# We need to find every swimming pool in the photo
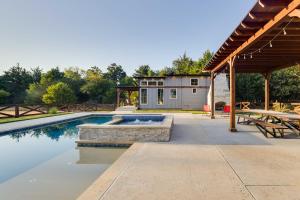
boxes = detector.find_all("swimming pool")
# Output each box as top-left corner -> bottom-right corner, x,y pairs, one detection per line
0,115 -> 126,200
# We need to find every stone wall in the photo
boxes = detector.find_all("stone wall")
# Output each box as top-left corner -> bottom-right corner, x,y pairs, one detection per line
77,115 -> 173,144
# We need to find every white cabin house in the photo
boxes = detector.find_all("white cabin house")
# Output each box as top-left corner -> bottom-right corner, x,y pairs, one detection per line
136,74 -> 229,110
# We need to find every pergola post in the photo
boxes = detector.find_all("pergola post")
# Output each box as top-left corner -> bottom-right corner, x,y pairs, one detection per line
264,72 -> 271,110
210,72 -> 215,119
228,56 -> 237,132
128,91 -> 132,105
116,88 -> 120,108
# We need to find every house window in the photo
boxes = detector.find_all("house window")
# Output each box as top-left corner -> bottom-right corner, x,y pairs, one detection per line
191,78 -> 199,86
141,81 -> 147,86
148,81 -> 157,86
157,89 -> 164,105
170,89 -> 177,99
158,81 -> 164,86
141,89 -> 148,104
192,88 -> 197,94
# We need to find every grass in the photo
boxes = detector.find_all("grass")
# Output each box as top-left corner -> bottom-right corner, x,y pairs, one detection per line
134,109 -> 208,114
0,112 -> 71,124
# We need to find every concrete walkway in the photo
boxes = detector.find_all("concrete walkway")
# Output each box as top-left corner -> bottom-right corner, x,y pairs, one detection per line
78,115 -> 300,200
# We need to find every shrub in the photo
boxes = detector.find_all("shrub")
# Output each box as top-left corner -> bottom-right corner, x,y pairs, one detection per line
48,107 -> 58,114
42,82 -> 76,106
0,89 -> 10,104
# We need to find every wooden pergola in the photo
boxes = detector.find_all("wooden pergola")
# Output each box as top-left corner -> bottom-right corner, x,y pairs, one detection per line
205,0 -> 300,131
116,86 -> 139,108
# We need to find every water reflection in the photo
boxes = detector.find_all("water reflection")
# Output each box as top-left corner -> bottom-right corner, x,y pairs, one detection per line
8,116 -> 112,142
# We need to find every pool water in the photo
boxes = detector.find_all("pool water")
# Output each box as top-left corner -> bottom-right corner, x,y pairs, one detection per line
114,115 -> 165,125
0,115 -> 126,200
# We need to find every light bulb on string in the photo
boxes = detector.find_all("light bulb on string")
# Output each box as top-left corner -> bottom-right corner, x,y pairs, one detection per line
244,54 -> 246,60
270,41 -> 273,48
250,54 -> 253,59
283,28 -> 287,35
259,49 -> 261,53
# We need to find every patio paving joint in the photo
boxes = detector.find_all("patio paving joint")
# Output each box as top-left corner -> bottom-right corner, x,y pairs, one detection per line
216,146 -> 257,200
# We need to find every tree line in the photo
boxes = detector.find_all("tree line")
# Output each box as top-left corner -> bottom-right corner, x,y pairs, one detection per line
0,50 -> 299,106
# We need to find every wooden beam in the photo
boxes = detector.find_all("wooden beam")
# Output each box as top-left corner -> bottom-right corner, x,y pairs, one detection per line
264,72 -> 271,110
210,72 -> 215,119
211,0 -> 300,73
228,56 -> 237,132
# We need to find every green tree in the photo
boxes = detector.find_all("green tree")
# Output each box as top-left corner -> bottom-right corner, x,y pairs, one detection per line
63,67 -> 86,102
1,63 -> 33,103
42,82 -> 76,105
85,66 -> 103,81
25,83 -> 45,104
104,63 -> 127,84
133,65 -> 156,77
172,53 -> 194,74
80,79 -> 115,103
0,89 -> 10,104
31,67 -> 42,83
40,67 -> 64,86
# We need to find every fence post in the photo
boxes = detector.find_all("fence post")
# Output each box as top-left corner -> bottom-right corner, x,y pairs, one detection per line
15,105 -> 19,118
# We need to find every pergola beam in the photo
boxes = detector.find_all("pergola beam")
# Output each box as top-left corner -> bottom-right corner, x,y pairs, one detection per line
211,0 -> 300,73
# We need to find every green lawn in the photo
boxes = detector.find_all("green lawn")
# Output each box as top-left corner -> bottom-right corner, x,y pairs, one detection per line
0,112 -> 71,124
134,109 -> 208,114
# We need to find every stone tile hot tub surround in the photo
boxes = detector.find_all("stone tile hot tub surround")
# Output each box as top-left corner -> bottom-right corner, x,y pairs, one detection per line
77,115 -> 173,145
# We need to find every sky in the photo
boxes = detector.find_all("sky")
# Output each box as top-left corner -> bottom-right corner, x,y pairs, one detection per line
0,0 -> 256,75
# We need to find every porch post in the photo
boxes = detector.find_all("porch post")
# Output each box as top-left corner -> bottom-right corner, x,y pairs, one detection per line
264,72 -> 271,110
229,56 -> 237,132
210,72 -> 215,119
116,88 -> 120,108
128,91 -> 132,105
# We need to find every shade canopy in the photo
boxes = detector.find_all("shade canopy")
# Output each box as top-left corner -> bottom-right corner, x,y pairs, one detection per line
205,0 -> 300,73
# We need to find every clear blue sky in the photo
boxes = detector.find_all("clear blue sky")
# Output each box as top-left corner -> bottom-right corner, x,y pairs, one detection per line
0,0 -> 255,75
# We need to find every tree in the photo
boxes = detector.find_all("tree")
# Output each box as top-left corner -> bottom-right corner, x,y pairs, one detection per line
271,65 -> 300,102
172,53 -> 194,74
85,66 -> 103,81
63,67 -> 87,102
25,83 -> 45,104
80,79 -> 115,103
133,65 -> 156,77
104,63 -> 127,84
42,82 -> 76,105
31,67 -> 42,83
197,50 -> 214,70
0,89 -> 10,104
1,63 -> 33,103
40,67 -> 64,86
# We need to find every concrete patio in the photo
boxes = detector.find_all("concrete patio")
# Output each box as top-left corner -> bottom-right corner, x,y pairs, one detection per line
78,114 -> 300,200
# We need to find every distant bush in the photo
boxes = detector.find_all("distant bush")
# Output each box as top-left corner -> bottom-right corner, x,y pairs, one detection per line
0,89 -> 10,104
48,107 -> 58,114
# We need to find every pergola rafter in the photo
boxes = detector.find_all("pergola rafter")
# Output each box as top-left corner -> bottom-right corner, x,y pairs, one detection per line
205,0 -> 300,131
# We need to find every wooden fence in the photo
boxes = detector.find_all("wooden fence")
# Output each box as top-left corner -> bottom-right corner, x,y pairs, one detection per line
0,104 -> 115,118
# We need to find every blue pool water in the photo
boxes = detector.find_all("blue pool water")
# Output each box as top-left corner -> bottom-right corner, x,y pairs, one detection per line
0,115 -> 126,200
115,115 -> 165,125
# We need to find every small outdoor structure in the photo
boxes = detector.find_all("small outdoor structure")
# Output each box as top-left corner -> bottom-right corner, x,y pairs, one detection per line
77,115 -> 173,145
205,0 -> 300,131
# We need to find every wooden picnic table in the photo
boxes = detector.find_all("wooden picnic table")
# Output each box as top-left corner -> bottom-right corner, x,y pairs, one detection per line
240,109 -> 300,135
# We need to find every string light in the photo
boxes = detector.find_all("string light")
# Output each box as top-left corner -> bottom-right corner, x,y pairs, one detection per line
283,28 -> 287,35
207,17 -> 294,63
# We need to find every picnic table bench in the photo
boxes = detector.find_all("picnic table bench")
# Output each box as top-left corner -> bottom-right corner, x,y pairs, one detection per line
238,114 -> 287,138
